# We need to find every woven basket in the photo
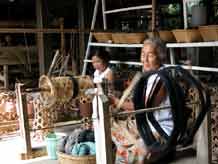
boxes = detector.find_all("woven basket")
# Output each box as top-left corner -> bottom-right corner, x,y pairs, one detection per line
147,31 -> 176,43
93,32 -> 112,43
58,152 -> 96,164
158,30 -> 176,43
172,29 -> 202,43
199,25 -> 218,41
39,76 -> 75,108
146,31 -> 159,38
112,33 -> 146,44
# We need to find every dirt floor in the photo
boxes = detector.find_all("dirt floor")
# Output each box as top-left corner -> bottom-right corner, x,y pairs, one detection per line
0,125 -> 77,164
0,136 -> 60,164
0,135 -> 197,164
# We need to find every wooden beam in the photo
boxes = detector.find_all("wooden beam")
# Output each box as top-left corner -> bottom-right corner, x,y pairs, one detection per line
183,0 -> 188,29
15,83 -> 32,160
0,28 -> 90,34
0,21 -> 36,28
151,0 -> 156,31
78,0 -> 85,73
36,0 -> 45,75
93,94 -> 113,164
59,18 -> 65,53
3,65 -> 8,89
207,112 -> 212,164
82,0 -> 100,75
59,17 -> 65,67
196,114 -> 210,164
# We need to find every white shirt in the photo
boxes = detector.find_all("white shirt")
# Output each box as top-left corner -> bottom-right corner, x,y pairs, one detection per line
93,67 -> 111,84
146,74 -> 174,136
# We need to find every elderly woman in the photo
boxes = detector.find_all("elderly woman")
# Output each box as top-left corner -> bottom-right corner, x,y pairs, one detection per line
110,38 -> 173,163
139,38 -> 173,137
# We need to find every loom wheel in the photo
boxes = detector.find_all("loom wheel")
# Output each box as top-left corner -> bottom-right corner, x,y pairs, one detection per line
39,75 -> 57,109
52,76 -> 74,103
77,75 -> 95,103
77,75 -> 94,94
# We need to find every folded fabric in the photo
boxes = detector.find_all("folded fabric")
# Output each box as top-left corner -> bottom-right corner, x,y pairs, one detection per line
71,141 -> 96,156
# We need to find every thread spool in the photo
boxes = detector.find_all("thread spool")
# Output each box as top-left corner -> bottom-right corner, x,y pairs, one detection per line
39,75 -> 94,109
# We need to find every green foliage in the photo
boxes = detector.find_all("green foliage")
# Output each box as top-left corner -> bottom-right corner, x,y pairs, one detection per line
168,4 -> 180,15
199,0 -> 207,6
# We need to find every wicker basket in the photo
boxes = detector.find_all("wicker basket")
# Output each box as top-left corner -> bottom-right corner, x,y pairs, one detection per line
172,29 -> 202,43
93,32 -> 112,43
112,33 -> 146,44
146,31 -> 159,38
146,31 -> 175,43
199,25 -> 218,41
158,30 -> 176,43
58,152 -> 96,164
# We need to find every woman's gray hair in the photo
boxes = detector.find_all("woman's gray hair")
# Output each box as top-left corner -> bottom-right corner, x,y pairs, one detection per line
143,37 -> 167,63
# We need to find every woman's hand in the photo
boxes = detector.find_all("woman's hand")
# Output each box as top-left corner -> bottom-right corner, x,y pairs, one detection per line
108,94 -> 119,106
108,94 -> 135,111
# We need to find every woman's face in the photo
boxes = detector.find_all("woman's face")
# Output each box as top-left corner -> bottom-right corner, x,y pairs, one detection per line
92,55 -> 106,72
141,43 -> 161,71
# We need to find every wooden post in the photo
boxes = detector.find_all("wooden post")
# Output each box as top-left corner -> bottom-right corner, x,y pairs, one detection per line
3,65 -> 8,89
92,94 -> 113,164
15,83 -> 32,159
82,0 -> 99,75
207,112 -> 212,164
196,113 -> 210,164
169,48 -> 176,65
183,0 -> 188,29
78,0 -> 85,73
101,0 -> 107,30
60,17 -> 65,54
59,17 -> 65,67
151,0 -> 156,31
36,0 -> 45,75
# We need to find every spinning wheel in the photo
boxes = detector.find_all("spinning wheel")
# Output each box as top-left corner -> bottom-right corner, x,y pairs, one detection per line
77,75 -> 95,104
39,75 -> 95,108
39,75 -> 57,109
133,66 -> 210,163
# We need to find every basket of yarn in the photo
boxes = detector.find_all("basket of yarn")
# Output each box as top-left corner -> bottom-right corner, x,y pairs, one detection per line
57,128 -> 96,164
58,152 -> 96,164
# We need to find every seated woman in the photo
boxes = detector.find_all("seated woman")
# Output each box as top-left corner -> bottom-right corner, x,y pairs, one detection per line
91,48 -> 114,94
109,37 -> 173,163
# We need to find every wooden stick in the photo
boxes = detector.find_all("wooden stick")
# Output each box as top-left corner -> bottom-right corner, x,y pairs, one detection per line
47,50 -> 60,77
25,88 -> 50,93
15,83 -> 32,159
114,105 -> 171,117
59,53 -> 70,76
116,72 -> 142,109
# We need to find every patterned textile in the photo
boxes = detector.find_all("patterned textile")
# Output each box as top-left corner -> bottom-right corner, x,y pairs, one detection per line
111,117 -> 148,164
209,86 -> 218,163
